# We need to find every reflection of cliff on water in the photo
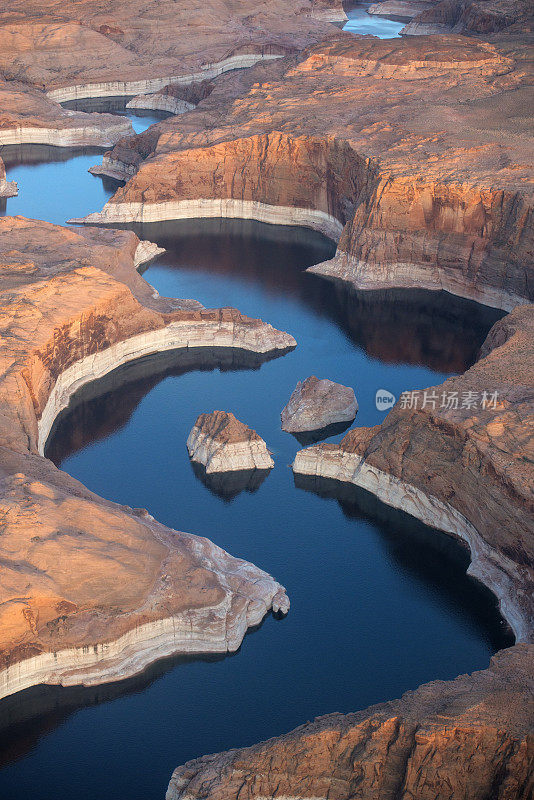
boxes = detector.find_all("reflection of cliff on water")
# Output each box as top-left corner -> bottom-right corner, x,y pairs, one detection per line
190,461 -> 272,501
0,618 -> 270,769
0,145 -> 105,168
128,219 -> 504,374
61,96 -> 172,121
294,473 -> 514,653
45,346 -> 289,464
327,283 -> 504,373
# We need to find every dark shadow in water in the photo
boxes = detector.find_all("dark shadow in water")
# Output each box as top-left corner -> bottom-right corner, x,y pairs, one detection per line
324,282 -> 505,372
0,145 -> 106,167
289,418 -> 357,446
61,96 -> 172,121
45,346 -> 292,464
294,473 -> 515,652
0,617 -> 274,768
127,219 -> 504,374
190,461 -> 272,501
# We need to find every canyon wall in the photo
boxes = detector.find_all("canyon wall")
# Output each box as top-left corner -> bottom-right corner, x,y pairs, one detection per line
78,132 -> 371,240
312,177 -> 534,310
294,303 -> 534,642
82,35 -> 533,310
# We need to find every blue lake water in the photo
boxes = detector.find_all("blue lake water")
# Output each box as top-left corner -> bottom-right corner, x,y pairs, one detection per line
0,100 -> 512,799
343,4 -> 405,37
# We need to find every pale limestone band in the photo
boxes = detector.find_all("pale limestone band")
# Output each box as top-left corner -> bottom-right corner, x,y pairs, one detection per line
45,54 -> 283,103
72,198 -> 345,241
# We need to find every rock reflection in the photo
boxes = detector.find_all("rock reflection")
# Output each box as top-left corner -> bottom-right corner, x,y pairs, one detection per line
190,462 -> 272,501
0,618 -> 269,769
129,219 -> 504,374
0,144 -> 105,168
294,473 -> 515,652
61,96 -> 172,120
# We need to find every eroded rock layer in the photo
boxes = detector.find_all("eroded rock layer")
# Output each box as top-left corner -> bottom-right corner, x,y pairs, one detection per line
80,32 -> 533,310
167,643 -> 534,800
0,216 -> 293,699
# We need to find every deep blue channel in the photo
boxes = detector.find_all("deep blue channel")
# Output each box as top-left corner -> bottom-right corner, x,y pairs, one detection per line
0,93 -> 512,800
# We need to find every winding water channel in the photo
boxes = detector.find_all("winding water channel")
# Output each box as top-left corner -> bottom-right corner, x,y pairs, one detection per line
0,24 -> 514,800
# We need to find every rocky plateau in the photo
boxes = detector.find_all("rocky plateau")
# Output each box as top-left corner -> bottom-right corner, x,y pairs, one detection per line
0,217 -> 292,700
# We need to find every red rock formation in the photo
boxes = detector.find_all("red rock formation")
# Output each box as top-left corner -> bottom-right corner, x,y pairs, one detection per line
294,303 -> 534,642
82,34 -> 533,309
187,411 -> 274,472
401,0 -> 534,35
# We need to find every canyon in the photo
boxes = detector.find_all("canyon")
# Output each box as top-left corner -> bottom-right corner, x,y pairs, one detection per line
0,0 -> 532,797
0,217 -> 291,700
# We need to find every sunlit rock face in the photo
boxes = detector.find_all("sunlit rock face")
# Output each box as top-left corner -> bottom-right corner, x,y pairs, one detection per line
83,33 -> 533,312
0,217 -> 293,700
187,411 -> 275,473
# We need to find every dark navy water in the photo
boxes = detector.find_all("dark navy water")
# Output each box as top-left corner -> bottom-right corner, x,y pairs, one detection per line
343,3 -> 405,36
0,87 -> 512,800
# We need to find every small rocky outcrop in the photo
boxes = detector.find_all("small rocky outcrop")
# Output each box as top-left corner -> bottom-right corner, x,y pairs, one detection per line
187,411 -> 274,474
281,376 -> 358,437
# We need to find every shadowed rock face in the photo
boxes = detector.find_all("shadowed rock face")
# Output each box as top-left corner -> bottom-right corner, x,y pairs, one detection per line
187,411 -> 275,473
0,217 -> 293,699
281,375 -> 358,434
167,643 -> 534,800
401,0 -> 534,35
0,156 -> 17,198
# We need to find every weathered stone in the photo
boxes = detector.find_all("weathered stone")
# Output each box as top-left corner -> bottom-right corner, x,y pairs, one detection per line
187,411 -> 274,473
281,375 -> 358,435
294,304 -> 534,644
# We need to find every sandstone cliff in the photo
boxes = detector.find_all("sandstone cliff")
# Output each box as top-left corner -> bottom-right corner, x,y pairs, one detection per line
81,34 -> 533,310
187,411 -> 274,473
294,303 -> 534,643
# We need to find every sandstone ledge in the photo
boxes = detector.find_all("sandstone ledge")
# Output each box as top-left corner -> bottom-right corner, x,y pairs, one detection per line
82,33 -> 533,311
0,216 -> 293,699
167,643 -> 534,800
